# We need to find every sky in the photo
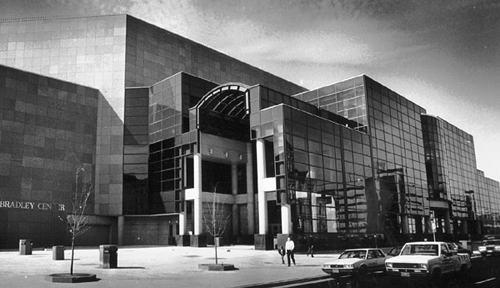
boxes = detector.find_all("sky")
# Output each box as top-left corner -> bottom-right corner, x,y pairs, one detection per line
2,0 -> 499,181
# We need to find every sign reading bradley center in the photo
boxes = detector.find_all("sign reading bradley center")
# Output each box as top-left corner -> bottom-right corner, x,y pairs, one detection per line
0,200 -> 65,211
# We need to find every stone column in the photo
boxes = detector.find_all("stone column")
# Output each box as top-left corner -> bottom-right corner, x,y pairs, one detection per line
256,139 -> 268,235
179,210 -> 186,235
193,153 -> 202,235
232,163 -> 239,236
462,220 -> 468,235
401,214 -> 409,234
444,210 -> 451,234
281,204 -> 291,235
311,193 -> 318,233
246,143 -> 255,234
425,216 -> 433,234
117,215 -> 124,246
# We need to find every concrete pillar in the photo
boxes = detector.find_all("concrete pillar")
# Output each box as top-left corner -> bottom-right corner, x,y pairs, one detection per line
117,215 -> 124,246
476,220 -> 482,235
462,220 -> 468,235
281,204 -> 292,234
193,153 -> 202,235
246,143 -> 255,234
232,163 -> 239,236
179,211 -> 186,235
425,216 -> 433,234
173,219 -> 178,236
444,210 -> 451,234
311,193 -> 318,233
256,139 -> 268,235
401,214 -> 409,234
416,215 -> 423,235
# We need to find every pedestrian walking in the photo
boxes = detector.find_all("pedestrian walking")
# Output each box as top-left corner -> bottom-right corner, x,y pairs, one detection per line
285,236 -> 296,266
306,234 -> 314,257
278,245 -> 285,264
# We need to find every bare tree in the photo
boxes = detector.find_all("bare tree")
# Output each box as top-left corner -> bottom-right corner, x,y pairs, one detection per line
203,184 -> 231,264
66,167 -> 92,275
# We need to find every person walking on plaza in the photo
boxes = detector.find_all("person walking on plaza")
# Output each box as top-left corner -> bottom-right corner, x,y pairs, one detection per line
285,236 -> 296,266
306,234 -> 314,257
278,245 -> 286,264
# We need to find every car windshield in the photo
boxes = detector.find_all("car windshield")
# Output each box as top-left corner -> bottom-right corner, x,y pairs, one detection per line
401,244 -> 438,256
339,250 -> 367,259
484,240 -> 500,245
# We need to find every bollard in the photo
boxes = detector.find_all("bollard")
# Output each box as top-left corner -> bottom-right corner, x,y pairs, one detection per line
99,244 -> 118,268
19,239 -> 32,255
52,246 -> 65,260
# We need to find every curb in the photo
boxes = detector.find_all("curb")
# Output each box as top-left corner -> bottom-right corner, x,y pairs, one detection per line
233,275 -> 331,288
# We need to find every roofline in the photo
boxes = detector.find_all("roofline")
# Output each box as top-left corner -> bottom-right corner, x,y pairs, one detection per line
0,14 -> 125,23
307,74 -> 366,92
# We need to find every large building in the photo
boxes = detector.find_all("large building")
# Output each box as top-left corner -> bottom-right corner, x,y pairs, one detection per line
0,14 -> 498,249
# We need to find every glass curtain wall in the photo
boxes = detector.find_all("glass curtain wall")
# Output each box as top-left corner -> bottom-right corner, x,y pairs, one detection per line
364,77 -> 429,243
123,87 -> 149,214
440,120 -> 478,235
251,84 -> 375,238
146,73 -> 216,214
281,104 -> 373,236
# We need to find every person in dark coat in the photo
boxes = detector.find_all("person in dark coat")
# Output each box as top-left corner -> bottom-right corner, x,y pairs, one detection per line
278,245 -> 286,264
306,234 -> 314,257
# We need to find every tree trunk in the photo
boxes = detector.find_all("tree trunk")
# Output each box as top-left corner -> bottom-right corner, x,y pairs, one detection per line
70,235 -> 75,275
215,236 -> 218,264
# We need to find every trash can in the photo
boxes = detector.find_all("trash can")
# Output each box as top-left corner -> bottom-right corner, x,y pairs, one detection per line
99,244 -> 118,269
19,239 -> 32,255
53,246 -> 65,260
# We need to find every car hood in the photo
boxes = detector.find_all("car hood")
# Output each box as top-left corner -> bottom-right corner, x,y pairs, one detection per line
386,255 -> 437,263
324,258 -> 362,265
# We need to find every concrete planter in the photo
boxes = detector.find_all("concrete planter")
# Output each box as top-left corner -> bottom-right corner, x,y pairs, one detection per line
198,264 -> 236,271
45,273 -> 97,283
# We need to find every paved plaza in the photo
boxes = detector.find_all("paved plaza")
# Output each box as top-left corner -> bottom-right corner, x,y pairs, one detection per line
0,245 -> 338,288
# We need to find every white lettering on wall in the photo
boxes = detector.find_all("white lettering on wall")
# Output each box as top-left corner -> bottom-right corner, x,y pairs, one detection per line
0,200 -> 64,211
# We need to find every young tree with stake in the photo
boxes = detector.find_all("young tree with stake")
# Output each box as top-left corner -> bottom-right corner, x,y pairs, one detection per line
203,184 -> 231,264
66,167 -> 92,275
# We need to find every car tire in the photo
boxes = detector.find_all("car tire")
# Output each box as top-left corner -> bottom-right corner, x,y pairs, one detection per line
359,265 -> 368,275
430,268 -> 441,285
457,264 -> 470,279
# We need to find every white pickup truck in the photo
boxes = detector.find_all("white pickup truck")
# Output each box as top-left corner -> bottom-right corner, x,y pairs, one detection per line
385,241 -> 471,281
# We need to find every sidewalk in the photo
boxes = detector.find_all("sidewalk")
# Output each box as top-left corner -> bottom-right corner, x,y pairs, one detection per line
0,246 -> 339,288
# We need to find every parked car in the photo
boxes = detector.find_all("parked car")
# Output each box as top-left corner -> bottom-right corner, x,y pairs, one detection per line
447,242 -> 472,256
322,248 -> 389,277
385,241 -> 471,281
387,246 -> 403,257
478,239 -> 500,257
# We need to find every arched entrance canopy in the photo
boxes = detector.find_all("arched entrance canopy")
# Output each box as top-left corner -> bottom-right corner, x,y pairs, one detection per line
195,83 -> 249,120
194,83 -> 250,141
